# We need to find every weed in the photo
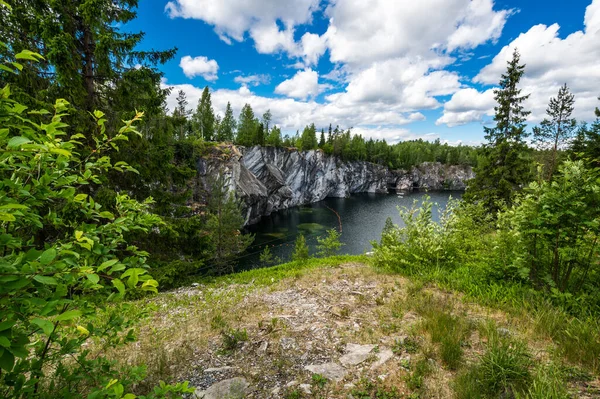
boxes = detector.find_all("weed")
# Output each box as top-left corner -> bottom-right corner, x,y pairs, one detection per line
311,373 -> 328,388
221,328 -> 248,352
393,336 -> 421,355
455,333 -> 531,398
285,389 -> 303,399
406,357 -> 432,392
351,378 -> 402,399
421,311 -> 472,370
515,363 -> 570,399
211,313 -> 228,330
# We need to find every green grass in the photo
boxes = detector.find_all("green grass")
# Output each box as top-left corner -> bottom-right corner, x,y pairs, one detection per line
454,329 -> 532,399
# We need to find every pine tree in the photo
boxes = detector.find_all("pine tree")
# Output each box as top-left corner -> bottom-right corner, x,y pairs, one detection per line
262,109 -> 272,136
266,125 -> 282,146
464,49 -> 532,212
319,128 -> 326,148
217,102 -> 236,142
172,90 -> 191,140
206,172 -> 253,274
1,0 -> 175,133
300,123 -> 318,150
292,234 -> 310,262
533,84 -> 577,180
193,86 -> 215,140
254,123 -> 265,146
236,103 -> 257,146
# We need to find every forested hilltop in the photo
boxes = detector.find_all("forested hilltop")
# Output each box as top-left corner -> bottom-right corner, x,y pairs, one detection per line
1,1 -> 600,398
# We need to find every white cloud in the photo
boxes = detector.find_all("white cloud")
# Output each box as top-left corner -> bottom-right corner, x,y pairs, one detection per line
323,0 -> 510,66
233,74 -> 271,87
179,55 -> 219,81
275,69 -> 329,100
162,79 -> 424,138
328,57 -> 462,111
165,0 -> 319,62
436,88 -> 496,127
473,0 -> 600,122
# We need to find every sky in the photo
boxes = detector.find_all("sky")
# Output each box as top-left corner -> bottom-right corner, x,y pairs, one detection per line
126,0 -> 600,144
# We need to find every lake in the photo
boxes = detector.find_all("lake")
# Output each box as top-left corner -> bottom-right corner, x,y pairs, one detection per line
241,191 -> 462,268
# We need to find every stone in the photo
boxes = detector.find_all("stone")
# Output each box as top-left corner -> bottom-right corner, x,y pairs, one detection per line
194,377 -> 248,399
339,343 -> 376,367
285,380 -> 299,388
370,348 -> 394,370
299,384 -> 312,394
304,363 -> 347,382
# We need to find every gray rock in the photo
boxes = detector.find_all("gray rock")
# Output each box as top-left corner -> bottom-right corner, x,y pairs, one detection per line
299,384 -> 312,394
194,377 -> 248,399
370,348 -> 394,370
339,344 -> 376,366
304,362 -> 347,382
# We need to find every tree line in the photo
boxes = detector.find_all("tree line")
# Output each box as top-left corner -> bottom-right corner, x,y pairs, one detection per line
173,86 -> 479,169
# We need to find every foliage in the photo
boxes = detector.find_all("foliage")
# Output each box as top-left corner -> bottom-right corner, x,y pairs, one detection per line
220,328 -> 248,353
205,171 -> 253,274
192,86 -> 215,140
465,49 -> 532,212
532,84 -> 577,180
570,97 -> 600,168
316,228 -> 344,257
217,102 -> 236,142
259,246 -> 279,266
504,160 -> 600,292
292,234 -> 310,262
0,73 -> 192,397
236,103 -> 257,146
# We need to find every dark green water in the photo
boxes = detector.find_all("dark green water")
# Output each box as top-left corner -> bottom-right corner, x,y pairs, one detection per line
241,191 -> 461,268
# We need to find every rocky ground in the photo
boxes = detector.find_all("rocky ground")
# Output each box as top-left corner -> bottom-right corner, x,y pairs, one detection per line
119,262 -> 600,398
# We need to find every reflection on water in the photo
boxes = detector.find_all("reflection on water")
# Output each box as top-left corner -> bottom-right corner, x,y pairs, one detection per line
241,191 -> 462,269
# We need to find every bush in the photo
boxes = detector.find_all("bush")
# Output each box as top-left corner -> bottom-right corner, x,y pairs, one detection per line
316,228 -> 344,257
0,55 -> 192,398
292,234 -> 310,262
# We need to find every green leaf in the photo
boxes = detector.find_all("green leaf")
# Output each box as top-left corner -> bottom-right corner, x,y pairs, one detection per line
74,194 -> 88,202
55,310 -> 82,321
0,213 -> 16,222
98,259 -> 118,272
75,231 -> 84,240
0,321 -> 15,332
0,336 -> 10,348
7,136 -> 32,149
15,49 -> 43,61
112,279 -> 125,295
40,248 -> 57,265
0,204 -> 29,210
31,318 -> 55,336
98,211 -> 114,219
85,273 -> 99,284
50,148 -> 71,157
34,275 -> 58,285
0,349 -> 14,371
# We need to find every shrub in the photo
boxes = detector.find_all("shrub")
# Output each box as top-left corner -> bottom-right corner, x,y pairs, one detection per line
0,53 -> 192,398
292,234 -> 310,262
316,228 -> 344,257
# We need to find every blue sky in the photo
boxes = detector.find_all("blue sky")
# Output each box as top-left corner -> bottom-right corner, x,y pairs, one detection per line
127,0 -> 600,144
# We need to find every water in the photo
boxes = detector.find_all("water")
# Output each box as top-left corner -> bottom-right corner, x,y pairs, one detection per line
241,191 -> 461,269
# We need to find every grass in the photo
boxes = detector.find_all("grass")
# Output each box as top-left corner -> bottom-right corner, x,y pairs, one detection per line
100,255 -> 599,398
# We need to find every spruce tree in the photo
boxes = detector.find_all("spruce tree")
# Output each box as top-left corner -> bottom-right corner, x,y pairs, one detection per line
464,49 -> 532,212
0,0 -> 175,133
206,172 -> 253,274
266,125 -> 282,146
533,84 -> 577,180
218,102 -> 236,142
236,103 -> 257,146
172,90 -> 191,140
193,86 -> 215,140
254,123 -> 266,146
319,128 -> 326,148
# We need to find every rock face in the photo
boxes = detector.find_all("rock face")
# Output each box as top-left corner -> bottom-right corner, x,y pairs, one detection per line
390,162 -> 475,191
196,146 -> 474,225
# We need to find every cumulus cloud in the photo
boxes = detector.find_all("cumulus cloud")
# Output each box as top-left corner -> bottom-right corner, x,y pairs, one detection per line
165,0 -> 320,63
436,88 -> 496,127
323,0 -> 510,66
275,69 -> 329,100
233,74 -> 271,87
472,0 -> 600,122
179,55 -> 219,81
162,79 -> 425,141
